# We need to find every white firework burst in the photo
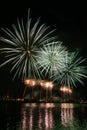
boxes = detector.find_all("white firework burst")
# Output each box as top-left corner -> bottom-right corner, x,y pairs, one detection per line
0,9 -> 56,80
52,51 -> 87,87
37,41 -> 68,79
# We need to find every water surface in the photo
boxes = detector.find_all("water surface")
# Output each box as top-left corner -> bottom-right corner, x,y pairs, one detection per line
0,103 -> 87,130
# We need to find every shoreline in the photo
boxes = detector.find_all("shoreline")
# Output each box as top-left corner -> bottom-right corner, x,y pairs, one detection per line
0,98 -> 87,104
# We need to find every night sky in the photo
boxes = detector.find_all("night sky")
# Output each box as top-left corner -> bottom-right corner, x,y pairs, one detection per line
0,5 -> 87,98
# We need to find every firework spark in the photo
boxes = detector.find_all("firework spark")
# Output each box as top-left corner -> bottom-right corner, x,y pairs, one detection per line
0,9 -> 56,80
37,41 -> 68,79
52,51 -> 87,87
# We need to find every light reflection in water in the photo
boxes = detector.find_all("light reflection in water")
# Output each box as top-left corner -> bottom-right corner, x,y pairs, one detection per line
21,103 -> 73,129
43,108 -> 53,130
38,103 -> 54,130
1,103 -> 87,129
21,103 -> 35,130
21,103 -> 54,130
61,103 -> 73,127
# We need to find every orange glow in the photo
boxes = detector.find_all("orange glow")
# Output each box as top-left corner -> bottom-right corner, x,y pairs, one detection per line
24,79 -> 30,86
60,86 -> 72,93
39,80 -> 46,87
24,79 -> 36,87
30,79 -> 36,86
45,82 -> 50,88
60,87 -> 63,91
49,82 -> 53,89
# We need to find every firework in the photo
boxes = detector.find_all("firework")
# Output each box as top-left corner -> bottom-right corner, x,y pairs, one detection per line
37,41 -> 68,79
52,51 -> 87,87
0,9 -> 87,89
0,9 -> 56,80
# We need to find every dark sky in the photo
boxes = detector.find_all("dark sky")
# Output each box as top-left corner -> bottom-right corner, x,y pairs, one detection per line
0,5 -> 87,97
0,5 -> 87,49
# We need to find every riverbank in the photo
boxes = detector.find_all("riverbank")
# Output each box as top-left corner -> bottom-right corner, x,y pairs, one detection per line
0,98 -> 87,104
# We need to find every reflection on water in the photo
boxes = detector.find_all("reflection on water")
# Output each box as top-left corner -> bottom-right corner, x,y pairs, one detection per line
39,104 -> 53,130
21,103 -> 54,130
0,103 -> 87,129
21,103 -> 35,130
61,103 -> 73,127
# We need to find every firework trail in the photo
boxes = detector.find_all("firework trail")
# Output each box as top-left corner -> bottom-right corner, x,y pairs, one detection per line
0,9 -> 56,80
